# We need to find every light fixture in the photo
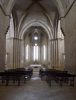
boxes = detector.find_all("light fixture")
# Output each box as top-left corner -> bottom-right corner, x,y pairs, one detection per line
35,43 -> 37,46
34,36 -> 38,40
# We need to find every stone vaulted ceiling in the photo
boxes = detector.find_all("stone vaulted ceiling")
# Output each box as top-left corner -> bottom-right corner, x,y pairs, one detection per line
11,0 -> 59,39
1,0 -> 67,39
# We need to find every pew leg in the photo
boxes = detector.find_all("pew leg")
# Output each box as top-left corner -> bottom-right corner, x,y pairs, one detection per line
24,77 -> 26,84
65,77 -> 69,84
59,78 -> 63,87
13,79 -> 15,84
2,79 -> 5,84
49,80 -> 51,87
18,78 -> 20,86
47,78 -> 51,87
6,79 -> 9,86
70,77 -> 74,87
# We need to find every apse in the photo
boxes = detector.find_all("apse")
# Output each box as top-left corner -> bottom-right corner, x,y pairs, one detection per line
21,26 -> 49,67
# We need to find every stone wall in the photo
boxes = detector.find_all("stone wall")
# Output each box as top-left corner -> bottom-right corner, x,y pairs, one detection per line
61,1 -> 76,73
0,8 -> 9,71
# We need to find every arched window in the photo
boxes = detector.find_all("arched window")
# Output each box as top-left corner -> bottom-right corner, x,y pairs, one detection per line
33,44 -> 39,61
43,45 -> 46,61
26,45 -> 29,60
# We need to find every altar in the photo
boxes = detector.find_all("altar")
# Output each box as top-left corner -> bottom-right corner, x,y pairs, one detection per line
30,64 -> 42,72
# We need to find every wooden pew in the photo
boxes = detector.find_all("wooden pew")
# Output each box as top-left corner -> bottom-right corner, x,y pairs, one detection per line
46,69 -> 76,87
39,68 -> 48,80
39,69 -> 76,87
0,68 -> 33,86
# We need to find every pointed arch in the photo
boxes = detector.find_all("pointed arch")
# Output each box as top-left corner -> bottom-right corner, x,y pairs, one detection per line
19,20 -> 53,40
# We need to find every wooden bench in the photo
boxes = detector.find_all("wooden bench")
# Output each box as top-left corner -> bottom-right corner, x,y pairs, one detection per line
39,69 -> 76,87
46,69 -> 76,87
0,68 -> 33,86
39,68 -> 48,78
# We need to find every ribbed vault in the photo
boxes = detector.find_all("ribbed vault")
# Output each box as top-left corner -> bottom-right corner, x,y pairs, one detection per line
12,0 -> 59,40
0,0 -> 65,16
0,0 -> 68,38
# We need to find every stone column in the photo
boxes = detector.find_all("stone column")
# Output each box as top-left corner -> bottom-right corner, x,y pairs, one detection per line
8,38 -> 21,69
13,38 -> 21,68
50,39 -> 59,69
6,38 -> 13,69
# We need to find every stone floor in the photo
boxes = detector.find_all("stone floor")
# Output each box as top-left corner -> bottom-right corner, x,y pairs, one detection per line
0,73 -> 76,100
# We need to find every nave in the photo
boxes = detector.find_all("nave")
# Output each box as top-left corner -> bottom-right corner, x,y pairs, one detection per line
0,72 -> 76,100
0,0 -> 76,100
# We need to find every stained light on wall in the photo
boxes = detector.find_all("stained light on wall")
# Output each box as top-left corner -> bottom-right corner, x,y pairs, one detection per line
33,44 -> 38,61
43,45 -> 46,61
26,45 -> 29,60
